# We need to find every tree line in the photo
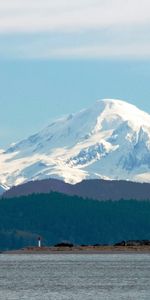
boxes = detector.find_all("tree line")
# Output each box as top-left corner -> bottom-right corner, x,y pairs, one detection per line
0,192 -> 150,250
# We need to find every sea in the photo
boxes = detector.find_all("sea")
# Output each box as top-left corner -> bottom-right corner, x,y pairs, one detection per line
0,253 -> 150,300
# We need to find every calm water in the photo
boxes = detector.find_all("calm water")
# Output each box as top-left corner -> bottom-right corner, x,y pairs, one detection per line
0,253 -> 150,300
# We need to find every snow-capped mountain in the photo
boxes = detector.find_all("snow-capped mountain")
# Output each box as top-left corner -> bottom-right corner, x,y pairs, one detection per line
1,99 -> 150,188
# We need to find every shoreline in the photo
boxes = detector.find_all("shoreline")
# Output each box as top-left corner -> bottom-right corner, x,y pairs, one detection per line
2,245 -> 150,255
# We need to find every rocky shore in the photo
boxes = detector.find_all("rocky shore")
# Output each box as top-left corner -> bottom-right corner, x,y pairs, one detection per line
2,240 -> 150,254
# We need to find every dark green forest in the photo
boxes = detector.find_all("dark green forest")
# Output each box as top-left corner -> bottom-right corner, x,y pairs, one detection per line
0,192 -> 150,250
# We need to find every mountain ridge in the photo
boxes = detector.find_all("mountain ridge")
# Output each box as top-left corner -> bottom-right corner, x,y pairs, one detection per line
3,178 -> 150,201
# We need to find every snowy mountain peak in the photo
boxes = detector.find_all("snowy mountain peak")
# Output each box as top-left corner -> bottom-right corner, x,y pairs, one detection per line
1,99 -> 150,187
94,99 -> 150,130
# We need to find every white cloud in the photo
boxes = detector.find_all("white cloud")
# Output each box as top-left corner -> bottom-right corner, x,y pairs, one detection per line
0,0 -> 150,33
0,0 -> 150,58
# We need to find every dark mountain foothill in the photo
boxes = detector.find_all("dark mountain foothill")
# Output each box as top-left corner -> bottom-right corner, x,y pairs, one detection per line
3,178 -> 150,201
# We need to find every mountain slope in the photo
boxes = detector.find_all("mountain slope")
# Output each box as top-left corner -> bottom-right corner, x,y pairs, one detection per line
0,185 -> 7,195
0,185 -> 4,195
1,99 -> 150,187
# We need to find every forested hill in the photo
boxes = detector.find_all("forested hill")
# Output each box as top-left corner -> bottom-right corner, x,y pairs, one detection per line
0,192 -> 150,250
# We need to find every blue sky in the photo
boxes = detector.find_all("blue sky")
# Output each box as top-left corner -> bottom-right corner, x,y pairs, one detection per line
0,0 -> 150,147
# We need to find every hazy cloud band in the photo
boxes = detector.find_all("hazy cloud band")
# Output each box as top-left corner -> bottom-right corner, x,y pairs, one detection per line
0,0 -> 150,58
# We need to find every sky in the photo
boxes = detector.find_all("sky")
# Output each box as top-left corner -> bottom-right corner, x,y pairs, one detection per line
0,0 -> 150,147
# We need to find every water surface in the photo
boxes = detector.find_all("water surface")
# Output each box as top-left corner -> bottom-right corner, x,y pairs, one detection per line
0,253 -> 150,299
